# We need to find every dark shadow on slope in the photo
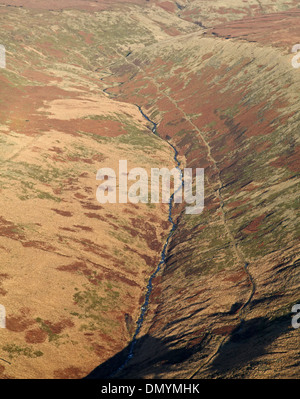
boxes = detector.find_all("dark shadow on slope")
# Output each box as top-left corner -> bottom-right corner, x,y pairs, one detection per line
84,339 -> 132,379
208,314 -> 293,376
84,333 -> 209,379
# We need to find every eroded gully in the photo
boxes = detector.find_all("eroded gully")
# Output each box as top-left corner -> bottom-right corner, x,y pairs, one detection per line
108,105 -> 183,377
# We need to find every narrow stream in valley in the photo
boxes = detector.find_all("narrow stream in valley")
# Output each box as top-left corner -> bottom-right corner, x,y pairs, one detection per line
109,106 -> 183,377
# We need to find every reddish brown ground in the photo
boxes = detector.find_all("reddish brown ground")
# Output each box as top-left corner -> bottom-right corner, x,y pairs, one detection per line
0,0 -> 150,11
210,9 -> 300,50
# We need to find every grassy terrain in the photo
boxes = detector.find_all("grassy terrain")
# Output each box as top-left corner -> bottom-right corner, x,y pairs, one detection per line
0,0 -> 299,379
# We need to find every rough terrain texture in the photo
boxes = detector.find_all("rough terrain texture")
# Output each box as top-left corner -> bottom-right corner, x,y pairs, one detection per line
0,1 -> 299,379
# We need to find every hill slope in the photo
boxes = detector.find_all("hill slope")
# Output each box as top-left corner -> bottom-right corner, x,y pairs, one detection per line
0,0 -> 299,379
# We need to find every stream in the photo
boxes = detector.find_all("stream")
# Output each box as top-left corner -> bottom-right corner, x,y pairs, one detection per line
109,106 -> 183,377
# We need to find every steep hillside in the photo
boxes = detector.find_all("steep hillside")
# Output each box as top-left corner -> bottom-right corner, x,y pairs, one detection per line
88,11 -> 300,379
0,1 -> 299,379
156,0 -> 299,27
